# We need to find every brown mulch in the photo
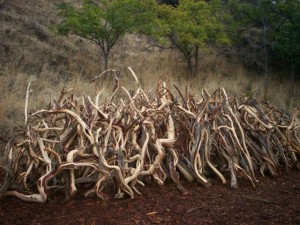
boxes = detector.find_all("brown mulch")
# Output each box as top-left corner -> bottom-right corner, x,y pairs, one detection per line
0,170 -> 299,225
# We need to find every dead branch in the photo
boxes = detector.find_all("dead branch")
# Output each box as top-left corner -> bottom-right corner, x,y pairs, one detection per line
0,68 -> 299,203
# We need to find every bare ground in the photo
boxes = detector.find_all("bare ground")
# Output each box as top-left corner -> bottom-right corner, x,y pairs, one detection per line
0,170 -> 299,225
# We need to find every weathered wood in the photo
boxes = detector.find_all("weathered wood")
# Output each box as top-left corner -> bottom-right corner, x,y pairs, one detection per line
1,70 -> 299,203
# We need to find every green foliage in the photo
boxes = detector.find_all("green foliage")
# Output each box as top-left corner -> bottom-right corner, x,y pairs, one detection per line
155,0 -> 232,76
271,0 -> 300,75
229,0 -> 300,78
52,0 -> 299,78
54,0 -> 158,70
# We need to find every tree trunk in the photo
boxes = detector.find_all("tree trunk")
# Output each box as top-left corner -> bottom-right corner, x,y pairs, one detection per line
256,20 -> 269,98
193,46 -> 199,77
104,53 -> 109,71
187,57 -> 193,78
103,50 -> 110,80
184,56 -> 193,92
289,58 -> 295,109
262,21 -> 268,97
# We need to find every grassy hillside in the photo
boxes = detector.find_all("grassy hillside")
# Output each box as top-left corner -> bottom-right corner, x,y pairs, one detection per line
0,0 -> 299,143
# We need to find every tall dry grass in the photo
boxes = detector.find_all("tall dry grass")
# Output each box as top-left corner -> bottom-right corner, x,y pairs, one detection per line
1,50 -> 298,133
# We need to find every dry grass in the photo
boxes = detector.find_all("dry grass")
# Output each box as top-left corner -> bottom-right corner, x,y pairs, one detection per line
1,50 -> 299,139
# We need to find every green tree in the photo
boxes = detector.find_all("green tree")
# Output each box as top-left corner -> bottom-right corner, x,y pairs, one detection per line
54,0 -> 157,72
271,0 -> 300,79
229,0 -> 278,95
156,0 -> 231,76
229,0 -> 300,97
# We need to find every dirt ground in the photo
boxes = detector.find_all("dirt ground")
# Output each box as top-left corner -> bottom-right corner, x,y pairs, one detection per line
0,170 -> 299,225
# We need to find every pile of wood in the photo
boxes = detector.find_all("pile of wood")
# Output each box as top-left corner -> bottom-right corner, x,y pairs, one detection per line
0,68 -> 299,203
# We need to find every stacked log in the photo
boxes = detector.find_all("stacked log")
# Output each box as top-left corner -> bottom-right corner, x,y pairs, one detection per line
0,68 -> 299,203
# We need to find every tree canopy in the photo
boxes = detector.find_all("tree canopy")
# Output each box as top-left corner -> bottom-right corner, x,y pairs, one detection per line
155,0 -> 231,76
55,0 -> 157,71
229,0 -> 300,79
53,0 -> 300,79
